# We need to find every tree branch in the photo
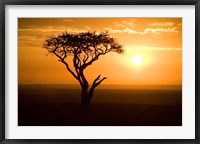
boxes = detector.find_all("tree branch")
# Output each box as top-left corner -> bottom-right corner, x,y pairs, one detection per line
53,51 -> 80,82
89,75 -> 107,100
79,70 -> 89,88
73,50 -> 80,76
95,77 -> 107,87
82,45 -> 110,69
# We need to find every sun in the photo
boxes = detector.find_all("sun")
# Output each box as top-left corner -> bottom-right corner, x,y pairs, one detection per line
131,55 -> 143,66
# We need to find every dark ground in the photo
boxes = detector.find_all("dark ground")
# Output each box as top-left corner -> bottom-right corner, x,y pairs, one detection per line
18,85 -> 182,126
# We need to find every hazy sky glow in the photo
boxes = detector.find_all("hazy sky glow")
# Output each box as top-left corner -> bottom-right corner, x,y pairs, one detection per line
18,18 -> 182,85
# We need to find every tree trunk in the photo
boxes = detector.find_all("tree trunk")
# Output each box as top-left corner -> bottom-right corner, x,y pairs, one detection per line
80,88 -> 91,118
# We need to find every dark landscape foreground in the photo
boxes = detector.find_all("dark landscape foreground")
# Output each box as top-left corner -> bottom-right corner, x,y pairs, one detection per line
18,85 -> 182,126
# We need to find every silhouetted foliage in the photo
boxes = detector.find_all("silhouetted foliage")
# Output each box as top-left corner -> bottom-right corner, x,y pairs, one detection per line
43,31 -> 124,117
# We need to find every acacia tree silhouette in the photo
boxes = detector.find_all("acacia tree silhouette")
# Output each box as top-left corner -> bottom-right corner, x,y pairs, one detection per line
43,31 -> 124,117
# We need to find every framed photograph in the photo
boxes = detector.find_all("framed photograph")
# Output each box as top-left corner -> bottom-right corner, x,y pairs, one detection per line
0,0 -> 199,143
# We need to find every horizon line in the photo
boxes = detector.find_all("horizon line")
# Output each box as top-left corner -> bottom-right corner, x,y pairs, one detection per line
18,83 -> 182,85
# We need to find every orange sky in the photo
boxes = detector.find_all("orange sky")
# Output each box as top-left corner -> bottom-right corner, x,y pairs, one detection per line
18,18 -> 182,85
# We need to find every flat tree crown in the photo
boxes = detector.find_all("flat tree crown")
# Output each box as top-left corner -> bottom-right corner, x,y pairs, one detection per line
43,31 -> 124,69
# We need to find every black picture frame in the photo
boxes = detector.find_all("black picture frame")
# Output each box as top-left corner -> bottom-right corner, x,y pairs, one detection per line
0,0 -> 199,143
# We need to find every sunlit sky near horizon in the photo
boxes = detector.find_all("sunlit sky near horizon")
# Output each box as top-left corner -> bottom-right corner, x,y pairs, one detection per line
18,18 -> 182,85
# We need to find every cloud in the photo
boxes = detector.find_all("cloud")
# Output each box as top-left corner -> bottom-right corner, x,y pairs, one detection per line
115,20 -> 136,28
18,26 -> 94,49
18,35 -> 44,48
148,22 -> 174,26
85,26 -> 91,30
105,27 -> 141,34
18,35 -> 39,41
63,19 -> 73,22
126,45 -> 182,51
141,47 -> 182,51
178,23 -> 182,26
143,27 -> 179,34
18,26 -> 89,33
105,27 -> 179,35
